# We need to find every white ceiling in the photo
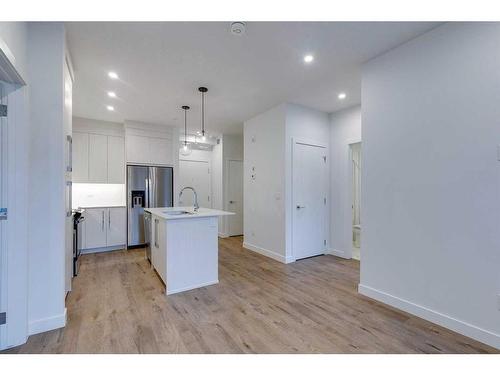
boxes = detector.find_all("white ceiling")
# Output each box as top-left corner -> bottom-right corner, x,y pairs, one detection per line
66,22 -> 440,134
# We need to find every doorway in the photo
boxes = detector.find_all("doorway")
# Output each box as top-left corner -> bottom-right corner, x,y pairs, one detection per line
292,140 -> 328,260
179,159 -> 211,208
350,142 -> 361,260
226,159 -> 243,236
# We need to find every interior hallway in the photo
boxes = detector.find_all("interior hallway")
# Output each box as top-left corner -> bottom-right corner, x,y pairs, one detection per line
4,237 -> 497,354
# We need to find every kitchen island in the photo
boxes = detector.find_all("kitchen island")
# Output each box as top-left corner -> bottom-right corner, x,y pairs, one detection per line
145,207 -> 234,295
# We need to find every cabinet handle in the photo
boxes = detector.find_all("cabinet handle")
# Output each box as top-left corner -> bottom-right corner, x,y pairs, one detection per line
102,210 -> 105,231
154,219 -> 159,248
108,210 -> 111,229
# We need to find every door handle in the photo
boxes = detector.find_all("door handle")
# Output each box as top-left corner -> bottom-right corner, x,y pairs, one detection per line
296,205 -> 306,209
102,210 -> 105,231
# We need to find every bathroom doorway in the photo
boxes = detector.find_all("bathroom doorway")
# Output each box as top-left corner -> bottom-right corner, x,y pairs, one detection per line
350,142 -> 361,260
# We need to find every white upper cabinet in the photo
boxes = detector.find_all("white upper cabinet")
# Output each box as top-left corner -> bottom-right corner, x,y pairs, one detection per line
107,136 -> 125,183
72,132 -> 89,183
126,134 -> 149,164
72,128 -> 125,184
125,121 -> 176,166
88,134 -> 108,183
149,137 -> 172,166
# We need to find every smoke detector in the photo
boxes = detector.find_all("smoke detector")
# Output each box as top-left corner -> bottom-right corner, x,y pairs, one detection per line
230,22 -> 246,36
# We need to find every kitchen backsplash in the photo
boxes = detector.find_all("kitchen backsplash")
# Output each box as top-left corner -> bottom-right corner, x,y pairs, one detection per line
73,183 -> 126,208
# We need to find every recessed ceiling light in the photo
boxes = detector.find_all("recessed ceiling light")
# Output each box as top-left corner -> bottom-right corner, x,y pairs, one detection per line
108,71 -> 118,79
107,91 -> 116,98
338,92 -> 347,100
106,105 -> 114,111
304,55 -> 314,63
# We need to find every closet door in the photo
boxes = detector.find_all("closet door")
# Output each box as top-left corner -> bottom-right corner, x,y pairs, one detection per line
88,134 -> 108,183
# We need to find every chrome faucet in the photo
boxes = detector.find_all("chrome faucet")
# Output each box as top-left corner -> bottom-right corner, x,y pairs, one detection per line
179,186 -> 199,212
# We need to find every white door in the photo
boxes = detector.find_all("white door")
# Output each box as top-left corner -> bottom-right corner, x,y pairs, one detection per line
179,159 -> 211,208
292,142 -> 328,260
107,136 -> 125,183
107,207 -> 126,247
227,160 -> 243,236
88,134 -> 108,183
84,208 -> 107,249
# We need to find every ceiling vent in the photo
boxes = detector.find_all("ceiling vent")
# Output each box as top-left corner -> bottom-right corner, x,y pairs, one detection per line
230,22 -> 246,36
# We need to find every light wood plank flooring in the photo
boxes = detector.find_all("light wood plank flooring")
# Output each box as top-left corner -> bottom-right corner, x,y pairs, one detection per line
3,236 -> 497,353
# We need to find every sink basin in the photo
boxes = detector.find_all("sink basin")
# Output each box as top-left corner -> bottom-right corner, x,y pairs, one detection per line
163,210 -> 193,215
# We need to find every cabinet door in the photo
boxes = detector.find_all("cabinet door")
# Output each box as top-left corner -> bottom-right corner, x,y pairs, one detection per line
107,136 -> 125,183
107,207 -> 126,247
88,134 -> 108,183
150,137 -> 172,165
72,132 -> 89,183
126,135 -> 149,164
84,208 -> 107,249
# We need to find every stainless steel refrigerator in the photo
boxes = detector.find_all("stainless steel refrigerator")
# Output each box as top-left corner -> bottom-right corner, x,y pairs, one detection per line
127,165 -> 173,249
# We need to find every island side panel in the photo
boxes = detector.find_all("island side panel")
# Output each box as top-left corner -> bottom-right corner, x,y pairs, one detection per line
165,216 -> 219,295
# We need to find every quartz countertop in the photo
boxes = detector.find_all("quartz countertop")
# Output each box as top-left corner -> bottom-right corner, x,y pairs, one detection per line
145,207 -> 234,220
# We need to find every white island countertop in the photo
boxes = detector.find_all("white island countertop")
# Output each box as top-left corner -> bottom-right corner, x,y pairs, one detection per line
145,206 -> 234,220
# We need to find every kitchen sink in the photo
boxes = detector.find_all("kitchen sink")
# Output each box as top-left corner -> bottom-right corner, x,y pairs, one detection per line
163,210 -> 194,215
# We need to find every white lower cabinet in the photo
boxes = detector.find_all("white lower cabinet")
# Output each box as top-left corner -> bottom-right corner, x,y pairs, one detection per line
151,217 -> 166,283
83,207 -> 126,251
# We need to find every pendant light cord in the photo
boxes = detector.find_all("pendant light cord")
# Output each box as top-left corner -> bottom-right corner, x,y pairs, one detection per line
201,91 -> 205,136
184,108 -> 187,145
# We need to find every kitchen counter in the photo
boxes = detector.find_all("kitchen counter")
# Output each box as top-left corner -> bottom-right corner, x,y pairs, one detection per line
145,206 -> 233,220
147,206 -> 233,295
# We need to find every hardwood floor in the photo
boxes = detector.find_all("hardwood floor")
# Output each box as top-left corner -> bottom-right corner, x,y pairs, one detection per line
3,236 -> 497,353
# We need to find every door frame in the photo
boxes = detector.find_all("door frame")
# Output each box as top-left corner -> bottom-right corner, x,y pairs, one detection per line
290,138 -> 328,262
224,158 -> 243,236
0,80 -> 29,348
347,140 -> 362,260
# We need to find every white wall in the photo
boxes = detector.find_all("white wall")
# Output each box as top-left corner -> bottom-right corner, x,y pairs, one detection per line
244,103 -> 329,262
0,22 -> 30,349
284,103 -> 330,260
27,22 -> 67,335
360,23 -> 500,349
329,106 -> 361,258
244,104 -> 286,261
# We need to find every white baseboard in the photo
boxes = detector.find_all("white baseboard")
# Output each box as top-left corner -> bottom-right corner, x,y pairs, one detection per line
166,280 -> 219,295
243,242 -> 293,264
82,245 -> 124,254
218,232 -> 229,238
358,284 -> 500,350
326,248 -> 350,259
28,308 -> 67,336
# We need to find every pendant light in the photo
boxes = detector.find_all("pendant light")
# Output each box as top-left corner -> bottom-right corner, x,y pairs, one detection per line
180,105 -> 192,156
198,87 -> 208,142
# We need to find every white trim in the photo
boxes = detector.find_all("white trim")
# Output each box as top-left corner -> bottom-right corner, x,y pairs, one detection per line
358,284 -> 500,350
81,245 -> 124,254
218,232 -> 229,238
243,242 -> 294,264
345,141 -> 362,260
326,248 -> 350,259
166,280 -> 218,295
28,308 -> 67,336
